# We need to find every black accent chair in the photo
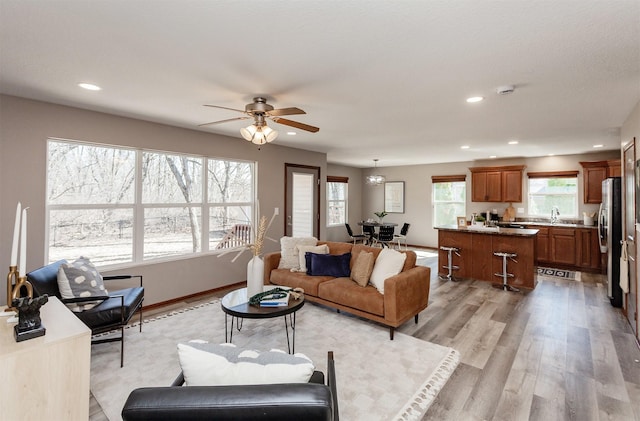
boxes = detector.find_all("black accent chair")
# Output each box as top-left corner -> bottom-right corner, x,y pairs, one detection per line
26,260 -> 144,367
373,225 -> 395,248
121,351 -> 339,421
344,223 -> 367,244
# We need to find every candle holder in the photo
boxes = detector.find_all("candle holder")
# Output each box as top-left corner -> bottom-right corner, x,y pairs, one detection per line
5,265 -> 18,312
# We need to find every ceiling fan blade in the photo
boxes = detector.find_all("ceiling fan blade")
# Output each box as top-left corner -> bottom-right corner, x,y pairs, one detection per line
271,117 -> 320,133
267,107 -> 306,117
203,104 -> 247,114
198,116 -> 251,127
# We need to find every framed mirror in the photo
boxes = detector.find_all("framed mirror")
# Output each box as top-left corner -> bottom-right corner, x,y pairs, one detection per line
384,181 -> 404,213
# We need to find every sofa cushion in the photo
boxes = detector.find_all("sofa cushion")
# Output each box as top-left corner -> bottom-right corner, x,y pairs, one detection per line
317,278 -> 385,316
319,241 -> 354,257
177,342 -> 315,386
350,251 -> 374,287
269,269 -> 333,296
307,252 -> 351,277
296,244 -> 329,273
369,248 -> 407,294
278,237 -> 318,270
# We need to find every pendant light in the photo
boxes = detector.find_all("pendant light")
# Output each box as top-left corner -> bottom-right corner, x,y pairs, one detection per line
366,159 -> 386,186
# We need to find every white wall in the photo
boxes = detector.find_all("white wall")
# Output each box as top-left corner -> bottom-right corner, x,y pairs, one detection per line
0,95 -> 327,306
362,152 -> 619,249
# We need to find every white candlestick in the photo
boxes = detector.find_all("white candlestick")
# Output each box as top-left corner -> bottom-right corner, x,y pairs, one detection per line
19,208 -> 27,273
10,202 -> 21,266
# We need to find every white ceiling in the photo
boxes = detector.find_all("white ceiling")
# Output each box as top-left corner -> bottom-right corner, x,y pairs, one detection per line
1,1 -> 639,168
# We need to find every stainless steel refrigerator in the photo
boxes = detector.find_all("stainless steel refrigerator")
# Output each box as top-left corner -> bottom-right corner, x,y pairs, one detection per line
598,177 -> 623,307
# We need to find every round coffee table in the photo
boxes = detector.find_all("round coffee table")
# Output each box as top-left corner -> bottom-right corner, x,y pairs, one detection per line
220,286 -> 305,353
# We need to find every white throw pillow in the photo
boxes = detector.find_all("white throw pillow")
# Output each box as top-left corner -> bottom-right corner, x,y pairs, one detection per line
369,248 -> 407,294
277,237 -> 318,270
177,342 -> 315,386
295,244 -> 329,273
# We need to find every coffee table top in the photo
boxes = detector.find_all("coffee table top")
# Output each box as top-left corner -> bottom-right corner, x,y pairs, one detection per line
221,286 -> 305,319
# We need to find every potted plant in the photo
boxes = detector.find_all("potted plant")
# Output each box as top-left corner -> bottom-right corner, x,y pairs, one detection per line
474,214 -> 486,226
374,211 -> 388,223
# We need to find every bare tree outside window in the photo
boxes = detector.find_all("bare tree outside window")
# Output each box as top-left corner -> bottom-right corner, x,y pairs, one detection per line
46,139 -> 255,266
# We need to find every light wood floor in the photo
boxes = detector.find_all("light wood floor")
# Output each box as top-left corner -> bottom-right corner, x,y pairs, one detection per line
90,251 -> 640,420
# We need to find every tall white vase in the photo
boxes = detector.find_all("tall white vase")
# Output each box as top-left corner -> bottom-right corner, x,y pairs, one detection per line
246,255 -> 264,300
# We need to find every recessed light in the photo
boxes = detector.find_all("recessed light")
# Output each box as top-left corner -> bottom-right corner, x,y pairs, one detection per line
461,145 -> 470,149
593,144 -> 604,148
286,132 -> 297,136
548,153 -> 555,156
78,83 -> 101,91
489,155 -> 497,159
466,96 -> 484,103
508,140 -> 518,145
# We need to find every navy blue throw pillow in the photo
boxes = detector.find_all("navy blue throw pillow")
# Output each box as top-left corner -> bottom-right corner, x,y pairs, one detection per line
307,252 -> 352,277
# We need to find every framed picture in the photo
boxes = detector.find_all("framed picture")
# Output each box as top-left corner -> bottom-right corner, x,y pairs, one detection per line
384,181 -> 404,213
457,216 -> 467,227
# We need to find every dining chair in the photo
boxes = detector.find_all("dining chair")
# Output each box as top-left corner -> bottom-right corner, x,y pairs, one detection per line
394,223 -> 410,250
345,223 -> 367,244
374,225 -> 395,248
362,224 -> 376,245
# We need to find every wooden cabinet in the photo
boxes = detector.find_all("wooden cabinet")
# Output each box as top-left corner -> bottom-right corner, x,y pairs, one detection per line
437,230 -> 472,279
581,160 -> 621,204
550,227 -> 577,266
492,235 -> 536,288
470,165 -> 525,202
576,228 -> 602,271
535,226 -> 550,262
524,224 -> 601,272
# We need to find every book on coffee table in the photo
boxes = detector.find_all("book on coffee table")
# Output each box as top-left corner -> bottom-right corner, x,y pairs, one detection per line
259,293 -> 290,307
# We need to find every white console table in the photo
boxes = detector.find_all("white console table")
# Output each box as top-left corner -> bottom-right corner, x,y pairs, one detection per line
0,296 -> 91,420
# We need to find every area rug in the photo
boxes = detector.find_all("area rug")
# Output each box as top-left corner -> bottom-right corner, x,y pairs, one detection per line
537,266 -> 581,281
91,300 -> 459,421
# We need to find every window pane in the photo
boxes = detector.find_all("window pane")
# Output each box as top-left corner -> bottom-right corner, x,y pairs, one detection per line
327,183 -> 346,200
208,160 -> 253,203
209,206 -> 253,249
328,201 -> 346,225
49,208 -> 133,265
433,181 -> 466,226
48,141 -> 135,204
327,182 -> 347,226
144,207 -> 201,259
142,152 -> 203,203
528,177 -> 577,217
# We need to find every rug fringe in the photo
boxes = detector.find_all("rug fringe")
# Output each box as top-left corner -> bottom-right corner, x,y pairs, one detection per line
392,348 -> 460,421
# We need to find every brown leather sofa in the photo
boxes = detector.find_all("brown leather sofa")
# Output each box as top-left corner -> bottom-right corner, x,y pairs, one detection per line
263,241 -> 430,339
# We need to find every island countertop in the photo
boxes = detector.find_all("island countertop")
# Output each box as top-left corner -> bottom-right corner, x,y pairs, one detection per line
435,225 -> 539,237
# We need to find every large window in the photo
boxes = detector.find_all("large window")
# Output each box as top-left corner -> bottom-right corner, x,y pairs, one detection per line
432,175 -> 466,226
528,171 -> 578,218
327,176 -> 348,227
47,139 -> 255,266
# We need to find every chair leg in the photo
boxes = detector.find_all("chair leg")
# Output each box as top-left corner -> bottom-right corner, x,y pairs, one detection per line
120,326 -> 124,368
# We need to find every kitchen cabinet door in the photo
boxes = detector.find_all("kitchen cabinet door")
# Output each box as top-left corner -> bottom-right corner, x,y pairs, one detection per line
502,169 -> 523,203
471,171 -> 502,202
576,228 -> 602,271
581,161 -> 608,204
534,227 -> 550,262
550,227 -> 577,266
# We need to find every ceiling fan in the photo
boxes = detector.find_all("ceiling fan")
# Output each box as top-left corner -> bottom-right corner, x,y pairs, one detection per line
199,97 -> 319,145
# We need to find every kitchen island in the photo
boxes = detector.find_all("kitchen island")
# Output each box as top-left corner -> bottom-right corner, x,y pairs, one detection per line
436,225 -> 539,289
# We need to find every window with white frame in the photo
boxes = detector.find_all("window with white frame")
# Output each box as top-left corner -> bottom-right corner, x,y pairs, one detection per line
527,171 -> 578,218
432,175 -> 466,226
46,139 -> 255,266
327,176 -> 348,226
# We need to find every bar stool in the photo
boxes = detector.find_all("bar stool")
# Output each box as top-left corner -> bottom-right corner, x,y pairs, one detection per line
439,246 -> 460,281
493,252 -> 519,292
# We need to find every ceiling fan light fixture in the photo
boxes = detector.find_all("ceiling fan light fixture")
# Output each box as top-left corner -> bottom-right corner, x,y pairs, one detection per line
240,123 -> 278,145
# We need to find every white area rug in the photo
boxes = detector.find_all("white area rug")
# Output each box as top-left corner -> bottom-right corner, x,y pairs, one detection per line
91,300 -> 459,421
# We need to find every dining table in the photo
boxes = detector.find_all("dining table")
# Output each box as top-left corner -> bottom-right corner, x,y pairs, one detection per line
357,221 -> 398,245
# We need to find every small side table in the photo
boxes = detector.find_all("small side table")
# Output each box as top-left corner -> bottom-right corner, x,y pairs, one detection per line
221,286 -> 305,353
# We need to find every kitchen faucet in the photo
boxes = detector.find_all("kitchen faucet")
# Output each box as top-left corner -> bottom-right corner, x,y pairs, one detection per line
551,206 -> 560,224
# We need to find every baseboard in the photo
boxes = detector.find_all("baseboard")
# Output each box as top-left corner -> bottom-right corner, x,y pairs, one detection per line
140,281 -> 245,312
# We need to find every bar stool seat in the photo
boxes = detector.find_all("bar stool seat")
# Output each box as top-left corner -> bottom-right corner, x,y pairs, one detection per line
439,246 -> 460,282
493,251 -> 519,292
